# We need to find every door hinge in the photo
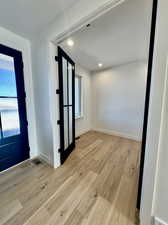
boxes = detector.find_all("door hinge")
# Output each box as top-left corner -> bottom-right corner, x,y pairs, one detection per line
57,120 -> 61,125
55,56 -> 58,62
58,148 -> 62,153
56,89 -> 60,94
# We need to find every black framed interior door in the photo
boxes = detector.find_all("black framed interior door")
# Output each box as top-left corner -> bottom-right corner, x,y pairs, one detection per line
57,46 -> 75,164
0,44 -> 29,172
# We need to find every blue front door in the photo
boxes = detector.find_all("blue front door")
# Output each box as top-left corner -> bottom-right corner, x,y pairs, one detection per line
0,44 -> 29,172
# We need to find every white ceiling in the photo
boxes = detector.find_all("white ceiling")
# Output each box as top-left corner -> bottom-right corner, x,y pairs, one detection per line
0,0 -> 77,37
60,0 -> 153,71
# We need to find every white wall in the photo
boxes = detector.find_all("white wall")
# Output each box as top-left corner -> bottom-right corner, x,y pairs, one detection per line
92,61 -> 147,141
30,40 -> 55,166
0,26 -> 38,158
140,0 -> 168,224
75,64 -> 92,136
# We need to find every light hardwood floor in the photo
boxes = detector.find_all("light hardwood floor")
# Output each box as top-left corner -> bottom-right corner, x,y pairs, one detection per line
0,131 -> 141,225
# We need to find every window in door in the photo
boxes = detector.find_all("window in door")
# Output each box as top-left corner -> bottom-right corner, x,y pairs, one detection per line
75,75 -> 82,119
0,53 -> 20,139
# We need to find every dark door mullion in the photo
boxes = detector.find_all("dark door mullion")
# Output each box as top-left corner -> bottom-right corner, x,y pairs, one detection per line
0,96 -> 17,99
63,105 -> 73,107
59,55 -> 64,151
72,65 -> 75,144
67,60 -> 70,146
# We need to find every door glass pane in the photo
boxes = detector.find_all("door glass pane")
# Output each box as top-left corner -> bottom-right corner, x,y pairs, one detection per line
64,107 -> 69,149
68,63 -> 72,105
69,106 -> 73,145
0,53 -> 20,138
0,54 -> 17,97
63,58 -> 68,106
1,98 -> 20,138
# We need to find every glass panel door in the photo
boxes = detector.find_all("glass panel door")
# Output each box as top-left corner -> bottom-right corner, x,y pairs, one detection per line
0,44 -> 29,172
57,46 -> 75,164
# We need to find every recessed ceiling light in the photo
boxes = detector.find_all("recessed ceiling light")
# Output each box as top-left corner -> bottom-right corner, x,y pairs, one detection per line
98,63 -> 103,67
67,39 -> 74,47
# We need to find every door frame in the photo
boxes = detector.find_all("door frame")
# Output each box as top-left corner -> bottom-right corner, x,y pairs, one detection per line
51,0 -> 157,210
136,0 -> 158,209
57,46 -> 75,164
0,44 -> 30,170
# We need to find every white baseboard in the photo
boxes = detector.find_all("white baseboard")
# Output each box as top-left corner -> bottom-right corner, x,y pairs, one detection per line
92,127 -> 142,142
39,153 -> 53,167
154,217 -> 168,225
76,128 -> 91,137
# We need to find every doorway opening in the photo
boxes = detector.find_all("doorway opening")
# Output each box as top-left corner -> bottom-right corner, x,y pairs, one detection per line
0,44 -> 29,172
55,0 -> 156,221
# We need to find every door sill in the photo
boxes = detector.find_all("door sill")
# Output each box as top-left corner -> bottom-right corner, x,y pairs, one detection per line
0,157 -> 33,174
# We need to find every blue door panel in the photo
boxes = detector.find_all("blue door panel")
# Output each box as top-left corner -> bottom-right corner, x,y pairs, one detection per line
0,44 -> 29,172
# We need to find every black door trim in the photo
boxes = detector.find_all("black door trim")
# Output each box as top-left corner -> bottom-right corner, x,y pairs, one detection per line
137,0 -> 158,209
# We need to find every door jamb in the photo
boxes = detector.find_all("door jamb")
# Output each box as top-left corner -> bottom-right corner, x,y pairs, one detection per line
137,0 -> 158,209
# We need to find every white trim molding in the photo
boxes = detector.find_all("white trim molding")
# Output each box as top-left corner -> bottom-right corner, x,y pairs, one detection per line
75,129 -> 91,138
39,153 -> 53,166
154,217 -> 168,225
53,0 -> 126,44
92,128 -> 142,142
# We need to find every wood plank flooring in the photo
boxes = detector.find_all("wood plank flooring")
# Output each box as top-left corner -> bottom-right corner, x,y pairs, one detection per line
0,131 -> 141,225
